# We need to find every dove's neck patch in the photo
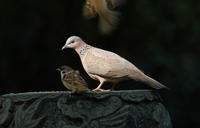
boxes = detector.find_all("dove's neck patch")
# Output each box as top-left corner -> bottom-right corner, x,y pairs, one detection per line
80,44 -> 90,56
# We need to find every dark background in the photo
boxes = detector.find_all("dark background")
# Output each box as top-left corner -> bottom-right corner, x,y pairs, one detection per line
0,0 -> 200,127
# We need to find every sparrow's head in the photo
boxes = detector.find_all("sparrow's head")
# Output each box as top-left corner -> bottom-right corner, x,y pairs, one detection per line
56,66 -> 73,74
62,36 -> 85,50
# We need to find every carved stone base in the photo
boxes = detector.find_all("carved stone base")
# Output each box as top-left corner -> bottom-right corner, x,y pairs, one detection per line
0,90 -> 172,128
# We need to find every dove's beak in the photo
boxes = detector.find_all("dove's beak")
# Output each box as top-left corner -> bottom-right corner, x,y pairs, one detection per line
56,68 -> 61,72
62,45 -> 68,50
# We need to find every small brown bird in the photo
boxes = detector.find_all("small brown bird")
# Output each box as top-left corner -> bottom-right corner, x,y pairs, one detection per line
62,36 -> 169,91
57,66 -> 90,93
83,0 -> 123,34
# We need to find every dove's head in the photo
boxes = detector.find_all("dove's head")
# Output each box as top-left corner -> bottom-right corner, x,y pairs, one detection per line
62,36 -> 85,50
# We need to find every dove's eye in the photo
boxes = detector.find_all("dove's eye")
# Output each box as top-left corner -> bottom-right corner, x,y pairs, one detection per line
68,41 -> 74,45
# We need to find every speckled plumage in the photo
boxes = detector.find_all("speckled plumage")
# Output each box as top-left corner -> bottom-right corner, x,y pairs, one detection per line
62,36 -> 169,91
57,65 -> 90,93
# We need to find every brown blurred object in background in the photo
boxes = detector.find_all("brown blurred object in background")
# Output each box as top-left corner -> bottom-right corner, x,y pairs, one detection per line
83,0 -> 124,34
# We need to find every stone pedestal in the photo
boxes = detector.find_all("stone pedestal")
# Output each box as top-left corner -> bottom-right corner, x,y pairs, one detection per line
0,90 -> 172,128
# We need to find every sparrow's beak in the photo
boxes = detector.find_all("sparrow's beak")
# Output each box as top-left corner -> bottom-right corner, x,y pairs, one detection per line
56,68 -> 61,72
62,45 -> 68,50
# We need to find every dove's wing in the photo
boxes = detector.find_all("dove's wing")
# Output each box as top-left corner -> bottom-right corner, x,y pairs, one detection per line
85,48 -> 137,78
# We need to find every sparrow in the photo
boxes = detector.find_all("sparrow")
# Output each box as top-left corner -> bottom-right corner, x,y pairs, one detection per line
61,36 -> 169,92
83,0 -> 123,34
57,65 -> 90,93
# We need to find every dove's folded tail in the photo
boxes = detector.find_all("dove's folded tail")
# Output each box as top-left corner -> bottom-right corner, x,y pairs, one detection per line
129,73 -> 169,90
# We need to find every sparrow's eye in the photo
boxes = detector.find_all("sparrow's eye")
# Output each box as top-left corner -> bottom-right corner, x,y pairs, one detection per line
62,71 -> 66,74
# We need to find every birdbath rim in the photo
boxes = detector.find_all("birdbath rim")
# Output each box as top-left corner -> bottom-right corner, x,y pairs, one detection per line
1,89 -> 157,97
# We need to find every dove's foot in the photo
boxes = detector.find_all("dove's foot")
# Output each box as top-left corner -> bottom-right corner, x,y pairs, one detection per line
92,89 -> 111,92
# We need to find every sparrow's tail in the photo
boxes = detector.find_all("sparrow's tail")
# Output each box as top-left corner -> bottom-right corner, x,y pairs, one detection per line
76,85 -> 90,93
94,0 -> 120,34
129,72 -> 169,90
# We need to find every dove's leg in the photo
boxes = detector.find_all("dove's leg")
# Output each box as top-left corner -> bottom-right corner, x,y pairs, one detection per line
92,79 -> 105,91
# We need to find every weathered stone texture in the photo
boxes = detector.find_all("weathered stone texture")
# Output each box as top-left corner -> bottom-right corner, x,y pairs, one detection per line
0,90 -> 172,128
